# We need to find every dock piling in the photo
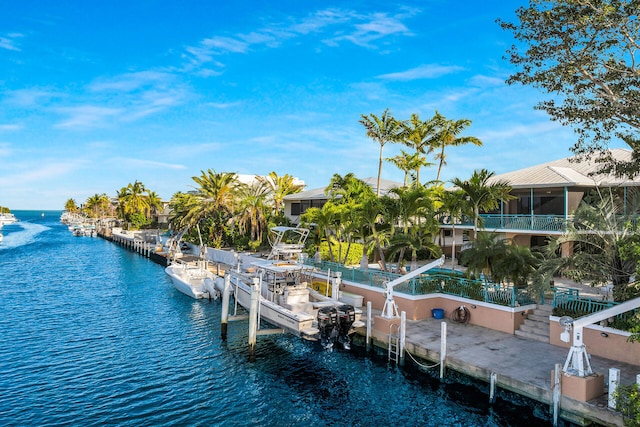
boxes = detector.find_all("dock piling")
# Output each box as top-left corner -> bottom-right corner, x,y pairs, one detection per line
221,275 -> 230,340
489,372 -> 497,404
608,368 -> 620,409
366,301 -> 372,352
553,363 -> 561,427
439,321 -> 447,380
399,311 -> 406,366
248,277 -> 260,357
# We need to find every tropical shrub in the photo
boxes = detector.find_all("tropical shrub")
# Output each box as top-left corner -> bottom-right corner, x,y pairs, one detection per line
129,212 -> 151,229
318,240 -> 362,265
616,383 -> 640,426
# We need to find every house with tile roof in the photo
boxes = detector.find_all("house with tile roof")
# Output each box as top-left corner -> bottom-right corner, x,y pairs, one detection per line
438,148 -> 640,258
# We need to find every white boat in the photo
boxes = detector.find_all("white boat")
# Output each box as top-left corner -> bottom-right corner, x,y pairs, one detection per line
215,226 -> 364,349
0,212 -> 18,226
165,257 -> 222,300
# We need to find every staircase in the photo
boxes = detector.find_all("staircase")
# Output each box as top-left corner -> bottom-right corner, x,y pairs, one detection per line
515,304 -> 553,343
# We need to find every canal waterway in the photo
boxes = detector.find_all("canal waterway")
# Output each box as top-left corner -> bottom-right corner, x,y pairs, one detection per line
0,211 -> 556,426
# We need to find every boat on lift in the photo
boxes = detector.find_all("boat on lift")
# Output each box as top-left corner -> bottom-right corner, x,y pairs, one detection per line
215,226 -> 364,349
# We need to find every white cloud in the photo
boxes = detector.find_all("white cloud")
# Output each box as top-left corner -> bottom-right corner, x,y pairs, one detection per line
0,160 -> 82,186
324,13 -> 411,48
202,36 -> 249,53
0,123 -> 22,131
208,101 -> 242,109
469,74 -> 505,87
54,106 -> 123,129
183,7 -> 417,69
4,89 -> 60,107
88,71 -> 173,92
377,64 -> 464,81
109,157 -> 187,170
0,33 -> 23,51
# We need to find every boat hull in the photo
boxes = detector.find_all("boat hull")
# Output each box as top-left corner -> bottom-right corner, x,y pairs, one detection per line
229,276 -> 319,339
165,263 -> 221,300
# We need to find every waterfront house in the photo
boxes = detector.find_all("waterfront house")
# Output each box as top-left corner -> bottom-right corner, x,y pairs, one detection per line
283,177 -> 403,224
438,148 -> 640,258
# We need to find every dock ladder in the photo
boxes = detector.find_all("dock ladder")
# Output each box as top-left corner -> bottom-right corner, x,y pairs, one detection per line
388,323 -> 400,364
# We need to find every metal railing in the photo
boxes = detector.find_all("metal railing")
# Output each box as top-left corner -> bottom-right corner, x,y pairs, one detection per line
304,259 -> 536,307
553,287 -> 618,315
444,214 -> 570,232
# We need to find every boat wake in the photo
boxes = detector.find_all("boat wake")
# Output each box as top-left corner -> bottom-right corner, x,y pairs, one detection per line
0,222 -> 50,250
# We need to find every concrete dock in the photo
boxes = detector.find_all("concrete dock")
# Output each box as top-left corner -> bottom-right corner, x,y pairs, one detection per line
365,314 -> 638,426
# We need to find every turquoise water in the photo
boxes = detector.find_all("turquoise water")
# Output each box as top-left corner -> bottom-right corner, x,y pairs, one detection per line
0,211 -> 554,426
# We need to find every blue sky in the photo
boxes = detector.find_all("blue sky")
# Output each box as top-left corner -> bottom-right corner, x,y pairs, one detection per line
0,1 -> 597,210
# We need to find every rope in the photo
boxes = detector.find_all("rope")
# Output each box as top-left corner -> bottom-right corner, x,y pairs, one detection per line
405,350 -> 441,369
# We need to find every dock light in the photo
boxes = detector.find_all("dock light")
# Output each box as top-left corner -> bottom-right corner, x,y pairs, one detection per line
559,316 -> 574,343
600,332 -> 609,338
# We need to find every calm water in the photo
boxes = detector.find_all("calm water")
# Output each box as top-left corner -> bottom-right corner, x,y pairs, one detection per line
0,211 -> 554,426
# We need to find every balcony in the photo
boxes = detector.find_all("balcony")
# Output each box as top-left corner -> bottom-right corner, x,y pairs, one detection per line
446,214 -> 571,233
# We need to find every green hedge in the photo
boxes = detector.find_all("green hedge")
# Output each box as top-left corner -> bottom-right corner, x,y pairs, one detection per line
319,240 -> 363,265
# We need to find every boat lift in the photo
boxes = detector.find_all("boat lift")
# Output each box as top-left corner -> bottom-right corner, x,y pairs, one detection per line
381,255 -> 445,319
558,296 -> 640,376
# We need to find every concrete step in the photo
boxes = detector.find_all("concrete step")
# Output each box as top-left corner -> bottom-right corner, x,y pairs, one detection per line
534,304 -> 553,314
515,329 -> 549,343
527,313 -> 551,323
519,322 -> 549,335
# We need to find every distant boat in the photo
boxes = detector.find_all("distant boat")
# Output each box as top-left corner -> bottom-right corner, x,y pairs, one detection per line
0,212 -> 18,226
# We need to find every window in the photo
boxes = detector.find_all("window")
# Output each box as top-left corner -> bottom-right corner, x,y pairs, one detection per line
291,203 -> 301,215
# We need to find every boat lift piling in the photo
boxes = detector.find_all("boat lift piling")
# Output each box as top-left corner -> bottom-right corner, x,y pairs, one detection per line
221,274 -> 231,340
248,277 -> 260,357
332,272 -> 341,300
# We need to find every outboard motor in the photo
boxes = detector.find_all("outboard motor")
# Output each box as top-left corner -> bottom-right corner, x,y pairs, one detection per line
317,307 -> 338,349
336,305 -> 356,349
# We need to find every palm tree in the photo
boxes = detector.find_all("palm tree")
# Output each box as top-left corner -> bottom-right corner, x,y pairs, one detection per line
146,190 -> 163,220
323,173 -> 376,264
359,108 -> 403,196
257,171 -> 304,216
236,181 -> 270,243
461,231 -> 507,283
439,188 -> 471,270
399,113 -> 438,184
117,181 -> 150,223
171,170 -> 240,247
451,169 -> 514,236
387,185 -> 440,270
432,112 -> 483,181
64,198 -> 78,212
386,150 -> 428,187
84,193 -> 110,218
301,202 -> 339,262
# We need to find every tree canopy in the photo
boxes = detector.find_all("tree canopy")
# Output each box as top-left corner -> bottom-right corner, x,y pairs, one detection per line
499,0 -> 640,176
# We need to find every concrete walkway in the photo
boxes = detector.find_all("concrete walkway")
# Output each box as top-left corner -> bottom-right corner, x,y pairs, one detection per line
368,315 -> 639,426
